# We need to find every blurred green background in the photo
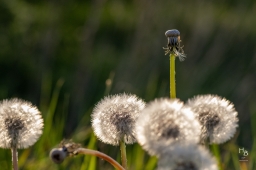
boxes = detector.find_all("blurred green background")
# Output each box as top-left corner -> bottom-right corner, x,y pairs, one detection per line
0,0 -> 256,169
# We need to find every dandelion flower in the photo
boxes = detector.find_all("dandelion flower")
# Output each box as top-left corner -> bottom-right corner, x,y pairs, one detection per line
187,94 -> 238,144
157,143 -> 218,170
0,98 -> 44,149
136,98 -> 201,156
91,93 -> 145,145
163,29 -> 186,61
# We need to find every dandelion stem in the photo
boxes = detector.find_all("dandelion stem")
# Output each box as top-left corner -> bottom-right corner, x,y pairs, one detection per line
170,53 -> 176,98
120,140 -> 128,169
11,147 -> 18,170
75,148 -> 125,170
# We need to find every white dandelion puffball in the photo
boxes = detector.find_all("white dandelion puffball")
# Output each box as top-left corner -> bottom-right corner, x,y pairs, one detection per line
91,93 -> 145,145
187,94 -> 239,144
136,98 -> 201,156
157,143 -> 218,170
0,98 -> 44,149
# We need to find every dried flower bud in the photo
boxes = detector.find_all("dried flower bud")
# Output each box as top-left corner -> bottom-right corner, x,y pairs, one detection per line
163,29 -> 186,61
165,29 -> 180,46
59,139 -> 81,156
50,148 -> 68,164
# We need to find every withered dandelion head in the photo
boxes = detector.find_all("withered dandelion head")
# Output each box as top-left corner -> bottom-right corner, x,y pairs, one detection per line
50,140 -> 81,164
0,98 -> 44,149
163,29 -> 186,61
187,94 -> 238,144
136,98 -> 201,156
50,148 -> 67,164
91,93 -> 145,145
157,143 -> 218,170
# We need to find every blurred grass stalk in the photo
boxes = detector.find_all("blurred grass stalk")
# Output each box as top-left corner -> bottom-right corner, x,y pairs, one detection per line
80,133 -> 97,170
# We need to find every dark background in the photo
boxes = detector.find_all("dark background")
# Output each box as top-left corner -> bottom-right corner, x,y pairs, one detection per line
0,0 -> 255,151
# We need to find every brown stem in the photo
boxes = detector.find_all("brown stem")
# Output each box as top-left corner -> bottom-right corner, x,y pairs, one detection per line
75,148 -> 125,170
11,147 -> 18,170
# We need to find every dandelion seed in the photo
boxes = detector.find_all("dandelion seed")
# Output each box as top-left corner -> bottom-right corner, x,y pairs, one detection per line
0,98 -> 44,149
91,93 -> 145,145
136,98 -> 201,156
157,143 -> 218,170
163,29 -> 186,61
187,94 -> 238,144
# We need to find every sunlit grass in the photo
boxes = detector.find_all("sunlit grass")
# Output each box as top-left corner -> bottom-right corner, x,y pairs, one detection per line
0,73 -> 254,170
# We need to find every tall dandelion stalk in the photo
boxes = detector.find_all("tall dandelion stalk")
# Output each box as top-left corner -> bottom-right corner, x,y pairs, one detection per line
0,98 -> 44,170
163,29 -> 186,99
170,53 -> 176,99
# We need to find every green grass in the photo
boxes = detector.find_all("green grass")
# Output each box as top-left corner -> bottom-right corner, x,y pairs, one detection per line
0,0 -> 255,169
0,75 -> 255,170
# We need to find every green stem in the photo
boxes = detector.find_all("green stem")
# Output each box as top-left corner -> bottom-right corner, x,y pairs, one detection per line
170,54 -> 176,98
211,144 -> 223,170
120,140 -> 127,169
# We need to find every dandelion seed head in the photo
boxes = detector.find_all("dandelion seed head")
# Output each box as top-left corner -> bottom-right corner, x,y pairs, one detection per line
0,98 -> 44,149
157,143 -> 218,170
187,94 -> 239,144
136,98 -> 201,156
91,93 -> 145,145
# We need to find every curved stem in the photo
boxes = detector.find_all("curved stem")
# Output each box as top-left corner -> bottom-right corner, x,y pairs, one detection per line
75,148 -> 125,170
170,54 -> 176,98
11,147 -> 18,170
120,140 -> 127,169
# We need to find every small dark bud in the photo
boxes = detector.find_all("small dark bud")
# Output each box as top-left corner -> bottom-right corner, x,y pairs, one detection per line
163,29 -> 186,61
50,148 -> 67,164
165,29 -> 180,37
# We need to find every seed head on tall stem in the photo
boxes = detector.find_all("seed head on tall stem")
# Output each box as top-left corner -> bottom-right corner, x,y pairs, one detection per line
0,98 -> 44,170
136,98 -> 201,156
91,93 -> 145,169
163,29 -> 186,99
186,94 -> 238,144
